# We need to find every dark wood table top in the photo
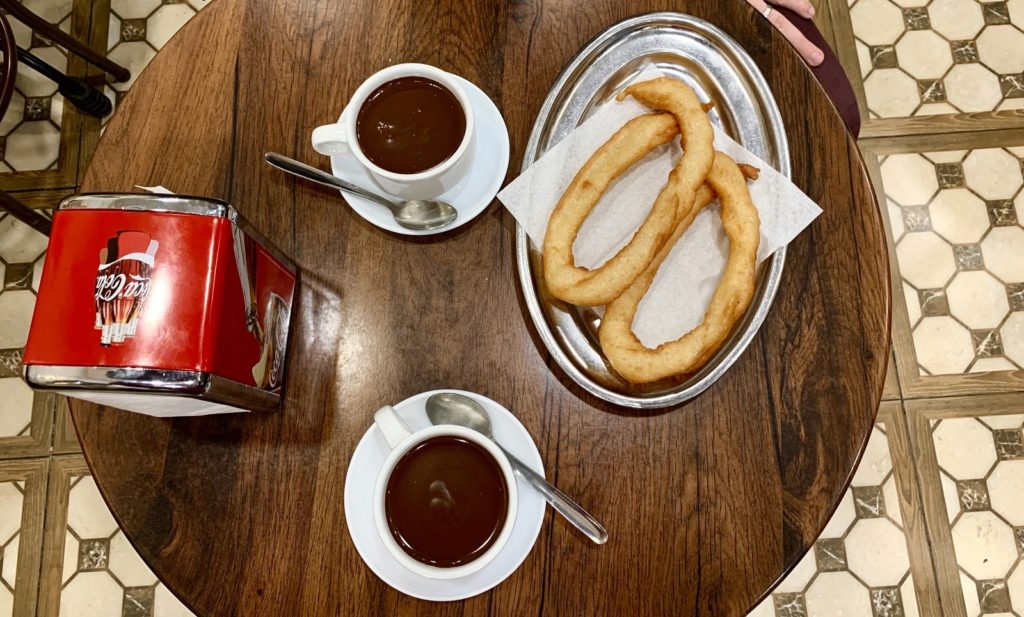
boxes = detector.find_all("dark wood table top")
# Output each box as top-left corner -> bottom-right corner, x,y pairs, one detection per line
73,0 -> 890,614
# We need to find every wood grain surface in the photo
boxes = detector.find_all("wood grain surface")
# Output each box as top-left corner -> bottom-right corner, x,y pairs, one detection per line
71,0 -> 890,614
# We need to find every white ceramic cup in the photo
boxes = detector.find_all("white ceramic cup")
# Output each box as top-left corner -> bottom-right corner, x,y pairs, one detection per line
311,63 -> 476,200
372,405 -> 518,580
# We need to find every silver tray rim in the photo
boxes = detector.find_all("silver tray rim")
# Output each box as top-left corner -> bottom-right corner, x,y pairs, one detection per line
514,11 -> 791,409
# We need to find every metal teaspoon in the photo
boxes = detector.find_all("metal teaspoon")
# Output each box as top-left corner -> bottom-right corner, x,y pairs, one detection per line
425,392 -> 609,545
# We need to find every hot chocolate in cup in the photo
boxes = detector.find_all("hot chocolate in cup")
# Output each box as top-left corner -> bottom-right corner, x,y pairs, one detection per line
371,405 -> 517,580
312,63 -> 476,200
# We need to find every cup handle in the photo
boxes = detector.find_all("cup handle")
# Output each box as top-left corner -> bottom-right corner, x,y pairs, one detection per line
311,108 -> 351,156
374,406 -> 413,450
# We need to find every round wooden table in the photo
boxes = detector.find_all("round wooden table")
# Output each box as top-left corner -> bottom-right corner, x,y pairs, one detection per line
73,0 -> 890,614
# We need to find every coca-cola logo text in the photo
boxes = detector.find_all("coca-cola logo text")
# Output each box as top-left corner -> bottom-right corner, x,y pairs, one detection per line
95,272 -> 152,302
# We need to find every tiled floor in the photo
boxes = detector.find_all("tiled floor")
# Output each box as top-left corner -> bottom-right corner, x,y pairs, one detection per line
881,146 -> 1024,376
848,0 -> 1024,117
0,0 -> 1022,615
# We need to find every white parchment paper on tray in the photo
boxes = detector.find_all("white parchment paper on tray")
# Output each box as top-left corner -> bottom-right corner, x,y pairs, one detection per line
497,68 -> 822,348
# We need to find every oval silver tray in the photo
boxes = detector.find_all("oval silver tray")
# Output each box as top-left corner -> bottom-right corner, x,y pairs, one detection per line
515,12 -> 791,409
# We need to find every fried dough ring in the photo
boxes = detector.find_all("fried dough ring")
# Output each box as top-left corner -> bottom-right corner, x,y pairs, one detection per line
543,78 -> 714,306
598,153 -> 761,384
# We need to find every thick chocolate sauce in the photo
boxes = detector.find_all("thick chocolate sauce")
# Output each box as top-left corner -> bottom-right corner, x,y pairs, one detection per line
384,435 -> 508,568
356,77 -> 466,174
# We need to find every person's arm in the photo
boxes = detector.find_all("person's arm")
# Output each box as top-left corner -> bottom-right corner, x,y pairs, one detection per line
744,0 -> 825,66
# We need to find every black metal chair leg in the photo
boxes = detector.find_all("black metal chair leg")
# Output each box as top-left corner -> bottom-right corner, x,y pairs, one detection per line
17,48 -> 112,118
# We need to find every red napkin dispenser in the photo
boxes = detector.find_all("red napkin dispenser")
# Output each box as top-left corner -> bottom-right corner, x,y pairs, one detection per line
23,194 -> 297,417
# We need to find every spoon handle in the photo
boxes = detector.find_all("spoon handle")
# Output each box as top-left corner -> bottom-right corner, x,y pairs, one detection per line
264,152 -> 397,211
499,445 -> 609,545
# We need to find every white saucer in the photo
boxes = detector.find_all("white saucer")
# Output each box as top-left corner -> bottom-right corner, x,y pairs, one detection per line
343,390 -> 545,601
327,78 -> 510,236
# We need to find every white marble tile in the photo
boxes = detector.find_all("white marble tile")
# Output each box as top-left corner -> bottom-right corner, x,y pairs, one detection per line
864,69 -> 920,117
60,571 -> 124,617
852,427 -> 892,486
14,47 -> 64,98
897,233 -> 956,289
914,316 -> 975,375
961,570 -> 982,616
901,576 -> 920,617
915,102 -> 958,116
845,518 -> 911,586
1,534 -> 17,590
1004,313 -> 1024,368
982,227 -> 1024,283
0,291 -> 35,349
946,64 -> 1003,113
4,121 -> 60,171
972,357 -> 1018,373
987,460 -> 1024,526
67,477 -> 119,539
963,149 -> 1023,201
0,378 -> 33,437
146,4 -> 196,49
746,597 -> 774,617
0,483 -> 21,545
855,40 -> 871,77
888,199 -> 906,240
934,418 -> 998,479
774,547 -> 818,593
22,0 -> 72,24
928,0 -> 986,40
941,471 -> 961,522
111,0 -> 160,19
881,153 -> 939,206
903,282 -> 921,326
950,510 -> 1018,579
981,415 -> 1024,430
107,13 -> 120,52
976,25 -> 1024,75
821,489 -> 856,538
928,188 -> 989,244
0,92 -> 23,136
108,530 -> 157,587
850,0 -> 906,45
883,475 -> 902,526
805,571 -> 872,616
1016,191 -> 1024,225
107,42 -> 157,92
999,98 -> 1024,111
1008,563 -> 1024,613
896,30 -> 953,79
924,150 -> 968,164
62,532 -> 77,584
946,271 -> 1010,329
154,584 -> 196,617
0,586 -> 11,617
0,215 -> 48,263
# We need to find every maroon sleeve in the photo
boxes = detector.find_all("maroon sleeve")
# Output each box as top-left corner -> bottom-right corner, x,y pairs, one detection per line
771,6 -> 861,138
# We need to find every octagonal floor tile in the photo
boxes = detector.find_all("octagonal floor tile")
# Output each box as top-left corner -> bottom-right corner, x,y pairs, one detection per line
896,30 -> 953,79
951,511 -> 1018,579
845,518 -> 911,587
914,316 -> 975,374
976,25 -> 1024,75
947,271 -> 1010,329
983,227 -> 1024,283
929,189 -> 989,245
805,571 -> 872,617
881,153 -> 940,206
864,69 -> 920,118
851,0 -> 906,45
946,64 -> 1003,113
963,149 -> 1024,201
988,460 -> 1024,526
929,0 -> 986,40
934,418 -> 998,479
897,233 -> 956,289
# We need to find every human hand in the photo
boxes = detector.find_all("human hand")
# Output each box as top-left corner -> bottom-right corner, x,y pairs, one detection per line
744,0 -> 825,67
